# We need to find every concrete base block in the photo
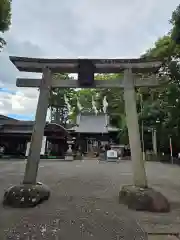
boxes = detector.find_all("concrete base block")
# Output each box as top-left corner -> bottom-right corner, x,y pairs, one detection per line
65,155 -> 74,161
119,185 -> 170,212
107,158 -> 118,162
3,182 -> 50,208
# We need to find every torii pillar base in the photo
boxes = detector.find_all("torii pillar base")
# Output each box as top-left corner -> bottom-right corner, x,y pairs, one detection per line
119,185 -> 170,213
118,69 -> 170,212
2,182 -> 50,208
2,67 -> 52,208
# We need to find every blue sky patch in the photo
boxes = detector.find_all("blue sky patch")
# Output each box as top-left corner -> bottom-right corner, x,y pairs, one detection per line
8,114 -> 34,121
0,88 -> 16,95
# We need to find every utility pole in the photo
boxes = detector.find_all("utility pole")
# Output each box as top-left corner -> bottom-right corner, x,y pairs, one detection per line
169,137 -> 173,164
152,128 -> 157,156
140,94 -> 145,161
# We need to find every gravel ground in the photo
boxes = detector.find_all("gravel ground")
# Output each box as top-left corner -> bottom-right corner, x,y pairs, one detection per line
0,160 -> 180,239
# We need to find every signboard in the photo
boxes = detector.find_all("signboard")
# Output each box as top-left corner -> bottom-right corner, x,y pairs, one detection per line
25,142 -> 31,157
25,136 -> 46,157
41,136 -> 47,155
78,59 -> 95,87
107,150 -> 118,159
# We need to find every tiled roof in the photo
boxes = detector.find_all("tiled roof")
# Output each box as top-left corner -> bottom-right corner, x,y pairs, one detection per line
0,115 -> 19,124
71,113 -> 118,133
0,115 -> 69,135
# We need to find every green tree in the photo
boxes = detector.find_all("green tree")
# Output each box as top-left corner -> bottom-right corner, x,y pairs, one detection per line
49,74 -> 77,126
0,0 -> 11,49
171,4 -> 180,44
77,88 -> 97,112
94,74 -> 127,143
141,27 -> 180,154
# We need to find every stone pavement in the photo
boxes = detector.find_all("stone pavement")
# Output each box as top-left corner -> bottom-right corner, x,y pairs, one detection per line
0,160 -> 180,239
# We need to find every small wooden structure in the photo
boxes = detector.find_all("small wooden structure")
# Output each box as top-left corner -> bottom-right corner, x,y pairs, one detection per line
0,115 -> 69,158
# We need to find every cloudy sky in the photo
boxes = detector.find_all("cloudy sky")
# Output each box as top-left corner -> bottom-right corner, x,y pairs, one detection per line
0,0 -> 179,120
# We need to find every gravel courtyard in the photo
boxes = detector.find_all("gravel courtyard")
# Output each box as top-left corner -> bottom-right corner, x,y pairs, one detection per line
0,160 -> 180,239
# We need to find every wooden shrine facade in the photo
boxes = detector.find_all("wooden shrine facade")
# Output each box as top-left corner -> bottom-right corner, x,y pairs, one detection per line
0,115 -> 69,157
69,112 -> 119,155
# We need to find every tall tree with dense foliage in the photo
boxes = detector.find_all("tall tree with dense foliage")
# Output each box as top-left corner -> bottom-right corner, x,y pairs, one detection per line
0,0 -> 11,49
171,4 -> 180,45
49,74 -> 77,127
141,28 -> 180,154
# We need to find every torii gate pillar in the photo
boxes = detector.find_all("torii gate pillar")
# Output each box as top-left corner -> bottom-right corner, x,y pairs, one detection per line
123,69 -> 147,187
23,67 -> 51,184
3,67 -> 51,208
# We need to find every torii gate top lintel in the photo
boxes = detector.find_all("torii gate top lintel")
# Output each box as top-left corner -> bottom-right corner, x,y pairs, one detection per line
10,56 -> 162,74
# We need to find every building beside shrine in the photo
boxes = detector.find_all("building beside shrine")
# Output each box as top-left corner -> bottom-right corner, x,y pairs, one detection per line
0,114 -> 69,158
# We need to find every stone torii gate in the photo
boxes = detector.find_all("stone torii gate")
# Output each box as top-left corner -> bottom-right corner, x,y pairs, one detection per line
3,57 -> 170,212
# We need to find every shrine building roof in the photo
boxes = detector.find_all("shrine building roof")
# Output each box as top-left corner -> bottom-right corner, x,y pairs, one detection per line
69,112 -> 118,133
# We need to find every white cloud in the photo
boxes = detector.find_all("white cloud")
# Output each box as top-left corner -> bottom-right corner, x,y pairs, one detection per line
9,0 -> 180,57
0,101 -> 4,107
0,89 -> 38,117
0,0 -> 180,118
12,92 -> 26,110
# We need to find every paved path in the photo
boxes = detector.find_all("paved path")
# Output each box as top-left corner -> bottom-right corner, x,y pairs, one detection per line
0,160 -> 180,239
